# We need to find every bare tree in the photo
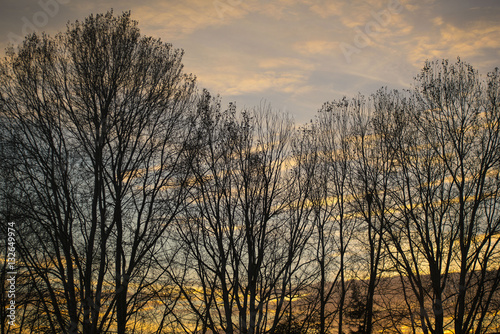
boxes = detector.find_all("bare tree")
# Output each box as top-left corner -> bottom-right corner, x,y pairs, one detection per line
0,11 -> 195,334
339,93 -> 397,334
304,99 -> 357,334
384,59 -> 500,334
169,95 -> 314,334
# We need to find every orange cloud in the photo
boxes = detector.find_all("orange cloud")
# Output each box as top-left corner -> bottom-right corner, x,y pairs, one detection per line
293,40 -> 338,55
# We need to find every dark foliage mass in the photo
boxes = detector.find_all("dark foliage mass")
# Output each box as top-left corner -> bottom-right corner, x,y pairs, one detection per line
1,10 -> 500,334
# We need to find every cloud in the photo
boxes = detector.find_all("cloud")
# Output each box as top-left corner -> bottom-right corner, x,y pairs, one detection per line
199,69 -> 310,97
0,0 -> 253,46
307,1 -> 345,19
293,40 -> 338,55
228,72 -> 304,94
1,0 -> 498,124
253,0 -> 304,20
433,16 -> 444,26
258,57 -> 315,71
408,21 -> 500,69
106,0 -> 250,40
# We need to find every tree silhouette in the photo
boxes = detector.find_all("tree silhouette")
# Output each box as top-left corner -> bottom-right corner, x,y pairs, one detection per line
0,11 -> 196,334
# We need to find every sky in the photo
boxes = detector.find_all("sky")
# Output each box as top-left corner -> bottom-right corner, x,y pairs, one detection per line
1,0 -> 499,124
